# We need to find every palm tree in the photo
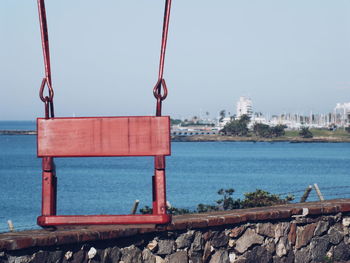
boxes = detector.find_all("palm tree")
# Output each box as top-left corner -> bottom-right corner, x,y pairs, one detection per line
219,110 -> 226,122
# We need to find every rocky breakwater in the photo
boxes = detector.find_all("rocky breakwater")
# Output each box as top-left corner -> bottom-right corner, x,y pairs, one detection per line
0,130 -> 36,135
2,200 -> 350,263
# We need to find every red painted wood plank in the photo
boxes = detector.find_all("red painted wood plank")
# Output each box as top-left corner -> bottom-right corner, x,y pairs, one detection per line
37,116 -> 170,157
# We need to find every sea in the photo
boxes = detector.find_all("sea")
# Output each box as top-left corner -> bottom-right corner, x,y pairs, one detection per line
1,121 -> 350,232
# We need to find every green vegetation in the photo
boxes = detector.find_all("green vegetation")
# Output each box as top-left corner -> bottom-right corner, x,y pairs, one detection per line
253,123 -> 286,138
197,188 -> 241,212
170,118 -> 182,125
240,189 -> 294,208
170,118 -> 215,127
181,122 -> 215,127
139,205 -> 191,215
219,110 -> 226,122
197,188 -> 294,212
218,115 -> 350,141
221,115 -> 286,138
172,115 -> 350,142
221,114 -> 250,136
140,188 -> 294,215
284,128 -> 350,138
299,127 -> 313,138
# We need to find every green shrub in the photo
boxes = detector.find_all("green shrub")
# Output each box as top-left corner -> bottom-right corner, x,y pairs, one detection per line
140,188 -> 294,215
299,127 -> 313,138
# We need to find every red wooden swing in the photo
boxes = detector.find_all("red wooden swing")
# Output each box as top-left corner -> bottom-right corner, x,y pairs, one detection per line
36,0 -> 173,226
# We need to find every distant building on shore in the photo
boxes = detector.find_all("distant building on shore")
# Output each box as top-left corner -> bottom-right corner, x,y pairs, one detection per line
236,97 -> 253,118
334,102 -> 350,127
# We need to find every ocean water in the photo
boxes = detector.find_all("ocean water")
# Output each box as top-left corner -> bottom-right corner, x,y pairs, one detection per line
0,121 -> 35,131
1,121 -> 350,232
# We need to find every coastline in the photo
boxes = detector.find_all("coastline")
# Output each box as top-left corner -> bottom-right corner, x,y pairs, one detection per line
172,135 -> 350,143
1,130 -> 350,143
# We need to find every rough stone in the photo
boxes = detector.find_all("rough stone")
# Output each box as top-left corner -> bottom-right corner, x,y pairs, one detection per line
142,249 -> 156,263
7,255 -> 33,263
314,220 -> 329,236
228,239 -> 235,248
47,250 -> 63,263
274,222 -> 290,239
333,241 -> 350,261
157,240 -> 175,256
109,246 -> 121,263
229,226 -> 246,239
328,226 -> 343,245
287,223 -> 296,246
191,232 -> 204,252
345,235 -> 350,245
211,231 -> 229,248
264,238 -> 275,254
328,213 -> 342,224
273,250 -> 294,263
71,249 -> 86,263
30,250 -> 49,263
202,242 -> 213,263
257,223 -> 275,238
342,217 -> 350,227
189,251 -> 203,263
175,231 -> 194,249
165,251 -> 188,263
295,223 -> 317,249
228,252 -> 236,263
64,251 -> 73,261
4,212 -> 350,263
121,245 -> 142,263
95,248 -> 108,263
147,240 -> 158,252
285,251 -> 295,263
209,250 -> 229,263
310,235 -> 330,262
294,247 -> 311,263
276,237 -> 287,257
244,246 -> 272,263
203,231 -> 213,241
88,247 -> 97,260
326,249 -> 333,261
235,228 -> 264,254
155,256 -> 165,263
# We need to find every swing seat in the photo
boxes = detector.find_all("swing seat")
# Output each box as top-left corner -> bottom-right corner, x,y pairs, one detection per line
37,116 -> 171,226
37,116 -> 171,157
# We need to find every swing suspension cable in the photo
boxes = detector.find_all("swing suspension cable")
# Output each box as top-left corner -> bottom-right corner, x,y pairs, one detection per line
37,0 -> 54,119
37,0 -> 172,118
154,0 -> 172,117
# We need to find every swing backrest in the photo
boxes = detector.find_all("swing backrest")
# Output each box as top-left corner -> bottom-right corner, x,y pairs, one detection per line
37,116 -> 170,157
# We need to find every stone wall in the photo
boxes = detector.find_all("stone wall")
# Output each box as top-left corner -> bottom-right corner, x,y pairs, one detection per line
2,200 -> 350,263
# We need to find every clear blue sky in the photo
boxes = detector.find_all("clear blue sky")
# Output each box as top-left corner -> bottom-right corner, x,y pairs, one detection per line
1,0 -> 350,120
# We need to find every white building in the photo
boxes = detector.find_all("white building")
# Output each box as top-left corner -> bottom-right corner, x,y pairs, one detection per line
236,96 -> 253,118
334,102 -> 350,126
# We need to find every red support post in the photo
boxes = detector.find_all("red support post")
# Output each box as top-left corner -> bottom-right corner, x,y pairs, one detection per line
153,156 -> 167,215
41,157 -> 56,216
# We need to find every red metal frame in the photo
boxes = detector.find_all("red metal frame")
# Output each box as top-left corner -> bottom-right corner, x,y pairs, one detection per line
36,0 -> 173,226
37,116 -> 171,226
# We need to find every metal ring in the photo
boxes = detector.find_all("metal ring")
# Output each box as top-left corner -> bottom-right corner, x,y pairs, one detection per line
153,78 -> 168,101
39,77 -> 54,102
